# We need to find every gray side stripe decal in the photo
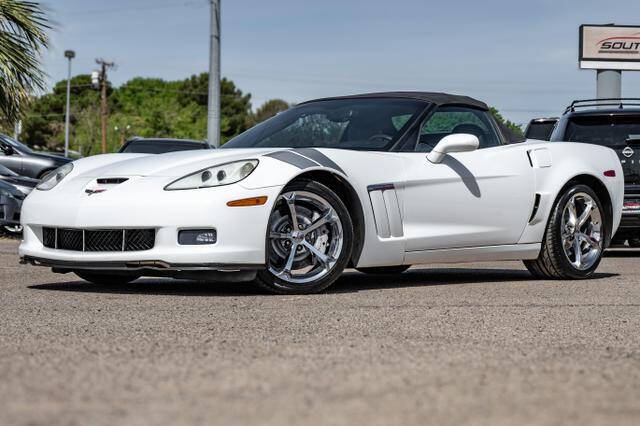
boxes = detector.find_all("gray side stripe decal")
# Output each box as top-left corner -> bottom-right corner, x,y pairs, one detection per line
293,148 -> 346,175
264,150 -> 319,169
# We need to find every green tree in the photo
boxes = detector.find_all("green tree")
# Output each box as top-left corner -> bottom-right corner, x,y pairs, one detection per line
0,0 -> 50,124
490,107 -> 523,138
251,99 -> 290,125
19,73 -> 253,153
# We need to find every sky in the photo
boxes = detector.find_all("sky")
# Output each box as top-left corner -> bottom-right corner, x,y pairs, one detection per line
43,0 -> 640,126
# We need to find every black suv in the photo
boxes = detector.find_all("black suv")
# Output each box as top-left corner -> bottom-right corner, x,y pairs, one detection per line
550,99 -> 640,245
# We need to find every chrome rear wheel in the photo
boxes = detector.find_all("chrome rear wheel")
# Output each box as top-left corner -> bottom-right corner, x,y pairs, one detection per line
561,192 -> 603,271
524,184 -> 606,280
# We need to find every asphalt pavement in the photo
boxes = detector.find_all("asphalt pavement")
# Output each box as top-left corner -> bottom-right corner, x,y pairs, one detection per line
1,238 -> 639,426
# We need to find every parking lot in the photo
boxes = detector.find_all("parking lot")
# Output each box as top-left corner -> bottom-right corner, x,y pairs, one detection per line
1,237 -> 639,426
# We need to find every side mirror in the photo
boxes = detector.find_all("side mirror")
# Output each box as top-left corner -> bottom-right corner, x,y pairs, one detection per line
427,133 -> 479,163
1,144 -> 14,156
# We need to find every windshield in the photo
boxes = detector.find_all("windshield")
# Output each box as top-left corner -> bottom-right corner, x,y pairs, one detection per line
564,115 -> 640,147
222,98 -> 427,150
121,140 -> 207,154
0,134 -> 33,153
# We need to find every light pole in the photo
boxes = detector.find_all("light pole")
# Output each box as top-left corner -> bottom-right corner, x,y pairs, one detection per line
207,0 -> 221,148
63,50 -> 75,158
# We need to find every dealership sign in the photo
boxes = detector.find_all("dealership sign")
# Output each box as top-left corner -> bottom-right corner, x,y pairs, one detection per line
580,24 -> 640,70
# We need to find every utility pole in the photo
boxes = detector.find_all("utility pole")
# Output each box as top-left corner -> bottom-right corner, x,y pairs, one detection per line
63,50 -> 75,158
95,58 -> 115,153
207,0 -> 221,148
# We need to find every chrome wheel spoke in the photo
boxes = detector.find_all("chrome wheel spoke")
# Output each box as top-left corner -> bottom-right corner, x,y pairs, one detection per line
572,236 -> 583,267
567,199 -> 578,227
577,200 -> 593,229
278,242 -> 298,276
301,240 -> 332,269
581,233 -> 600,250
303,209 -> 336,235
270,232 -> 290,240
284,193 -> 299,230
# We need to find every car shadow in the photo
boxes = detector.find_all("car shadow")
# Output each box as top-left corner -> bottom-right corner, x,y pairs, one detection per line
27,267 -> 618,297
604,249 -> 640,258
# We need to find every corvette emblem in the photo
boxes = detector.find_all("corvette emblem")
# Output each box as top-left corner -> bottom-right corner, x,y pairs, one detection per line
623,147 -> 634,158
85,189 -> 107,196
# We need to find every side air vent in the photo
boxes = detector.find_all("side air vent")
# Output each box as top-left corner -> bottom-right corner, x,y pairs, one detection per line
96,177 -> 129,184
529,194 -> 541,223
367,183 -> 403,238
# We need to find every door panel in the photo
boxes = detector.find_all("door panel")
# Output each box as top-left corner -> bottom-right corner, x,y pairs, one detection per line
399,145 -> 535,251
0,152 -> 23,175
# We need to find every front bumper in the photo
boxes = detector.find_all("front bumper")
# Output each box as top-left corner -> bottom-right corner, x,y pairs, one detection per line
0,194 -> 22,226
18,180 -> 284,268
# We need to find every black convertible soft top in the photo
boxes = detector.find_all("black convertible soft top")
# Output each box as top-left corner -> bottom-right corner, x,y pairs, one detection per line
300,91 -> 489,111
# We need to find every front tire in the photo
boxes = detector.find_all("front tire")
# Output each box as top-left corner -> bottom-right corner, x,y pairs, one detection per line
524,184 -> 605,279
75,271 -> 140,285
254,180 -> 353,294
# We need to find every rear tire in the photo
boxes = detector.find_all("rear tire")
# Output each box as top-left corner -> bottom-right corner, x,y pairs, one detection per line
524,184 -> 605,279
254,179 -> 353,294
356,265 -> 411,275
75,271 -> 140,285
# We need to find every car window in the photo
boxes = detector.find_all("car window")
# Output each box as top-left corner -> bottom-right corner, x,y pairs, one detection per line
416,106 -> 501,152
0,134 -> 32,153
525,121 -> 556,141
564,115 -> 640,147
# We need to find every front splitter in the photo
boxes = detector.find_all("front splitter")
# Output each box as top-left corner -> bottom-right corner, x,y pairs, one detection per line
20,255 -> 261,282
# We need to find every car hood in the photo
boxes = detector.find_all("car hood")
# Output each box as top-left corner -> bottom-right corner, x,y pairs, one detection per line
73,148 -> 279,178
31,151 -> 73,164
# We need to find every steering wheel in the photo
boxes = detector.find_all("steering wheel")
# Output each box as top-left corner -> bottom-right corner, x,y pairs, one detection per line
368,134 -> 393,142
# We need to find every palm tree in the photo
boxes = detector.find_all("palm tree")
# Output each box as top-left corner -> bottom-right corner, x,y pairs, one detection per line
0,0 -> 50,124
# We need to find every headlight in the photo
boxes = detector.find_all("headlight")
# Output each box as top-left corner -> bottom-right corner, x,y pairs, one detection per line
36,163 -> 74,191
164,160 -> 258,191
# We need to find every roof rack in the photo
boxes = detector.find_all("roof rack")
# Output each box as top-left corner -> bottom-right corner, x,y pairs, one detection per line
565,98 -> 640,114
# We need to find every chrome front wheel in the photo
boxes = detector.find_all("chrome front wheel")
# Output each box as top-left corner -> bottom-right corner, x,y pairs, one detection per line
256,180 -> 353,294
267,190 -> 343,284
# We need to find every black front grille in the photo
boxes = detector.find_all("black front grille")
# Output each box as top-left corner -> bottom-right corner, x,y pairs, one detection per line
85,229 -> 123,252
58,229 -> 83,251
42,227 -> 155,252
125,229 -> 155,251
42,227 -> 56,248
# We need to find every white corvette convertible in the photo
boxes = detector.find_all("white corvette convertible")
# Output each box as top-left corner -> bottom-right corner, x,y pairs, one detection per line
19,92 -> 623,294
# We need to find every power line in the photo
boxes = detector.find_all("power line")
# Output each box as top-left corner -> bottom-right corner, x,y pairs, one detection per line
64,0 -> 206,18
